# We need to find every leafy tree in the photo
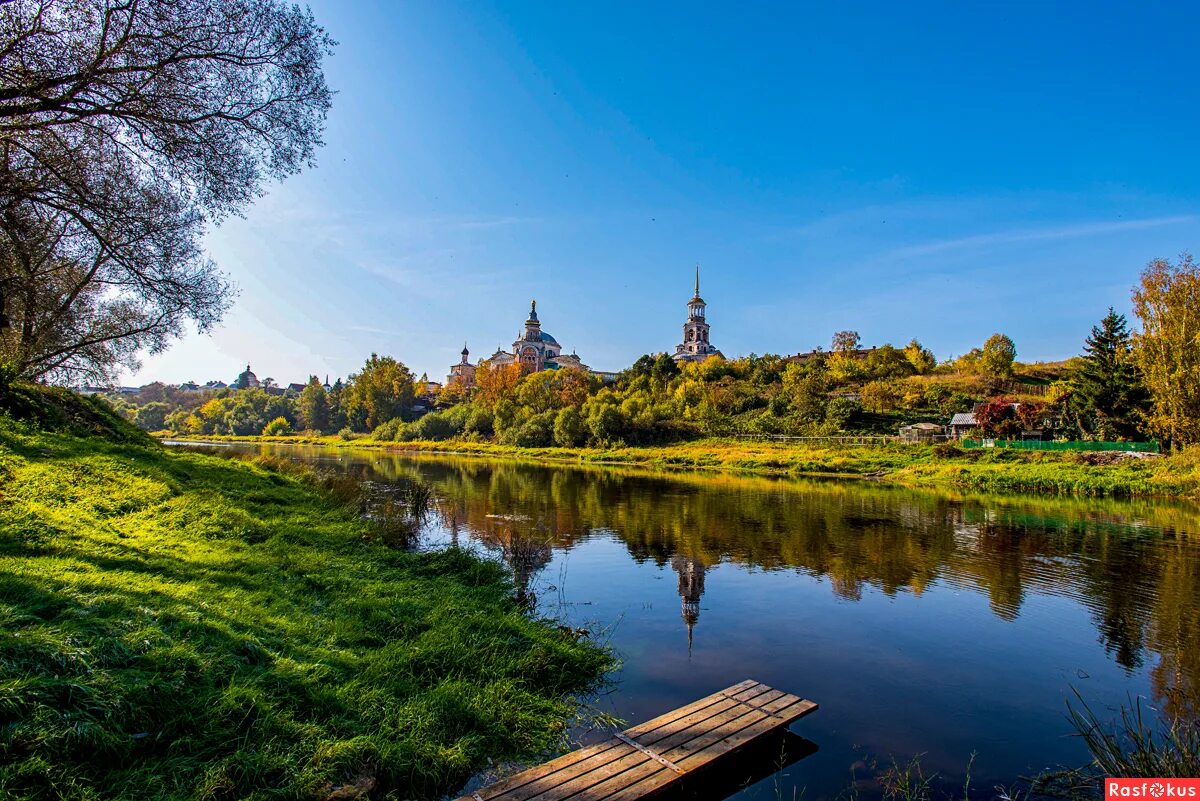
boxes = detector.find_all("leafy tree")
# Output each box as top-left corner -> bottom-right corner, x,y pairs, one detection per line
436,382 -> 467,407
343,354 -> 416,432
133,402 -> 169,431
865,345 -> 914,380
954,348 -> 984,374
652,353 -> 681,382
781,363 -> 828,422
371,418 -> 403,442
164,408 -> 195,434
975,398 -> 1020,438
464,407 -> 494,437
825,397 -> 859,429
904,339 -> 937,374
1132,253 -> 1200,447
327,378 -> 347,431
506,410 -> 556,447
826,351 -> 866,384
980,334 -> 1017,377
0,0 -> 333,383
860,381 -> 900,412
624,354 -> 657,380
1015,400 -> 1047,433
514,368 -> 594,414
297,377 -> 330,433
587,405 -> 625,444
475,363 -> 523,407
262,417 -> 292,436
554,407 -> 585,447
832,330 -> 862,353
1070,309 -> 1149,440
403,412 -> 459,441
747,354 -> 785,386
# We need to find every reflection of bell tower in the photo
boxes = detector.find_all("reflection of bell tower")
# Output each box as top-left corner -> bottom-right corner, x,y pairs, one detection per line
671,554 -> 708,655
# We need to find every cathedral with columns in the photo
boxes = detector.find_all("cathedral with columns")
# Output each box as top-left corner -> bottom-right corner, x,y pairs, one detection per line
447,269 -> 721,388
447,300 -> 591,388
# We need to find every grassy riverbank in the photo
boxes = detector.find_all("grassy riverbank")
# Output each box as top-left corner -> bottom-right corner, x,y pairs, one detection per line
166,433 -> 1200,500
0,388 -> 611,800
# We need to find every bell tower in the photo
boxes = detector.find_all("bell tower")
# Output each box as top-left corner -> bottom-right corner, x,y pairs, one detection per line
682,265 -> 710,353
673,265 -> 721,363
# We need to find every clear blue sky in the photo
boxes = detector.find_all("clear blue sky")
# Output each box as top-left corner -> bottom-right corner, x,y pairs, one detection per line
128,1 -> 1200,386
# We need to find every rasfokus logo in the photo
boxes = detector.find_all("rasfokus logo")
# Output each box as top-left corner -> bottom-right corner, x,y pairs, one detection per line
1107,780 -> 1200,798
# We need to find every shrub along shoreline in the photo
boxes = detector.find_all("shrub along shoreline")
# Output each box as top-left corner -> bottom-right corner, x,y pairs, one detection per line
161,433 -> 1200,500
0,390 -> 613,800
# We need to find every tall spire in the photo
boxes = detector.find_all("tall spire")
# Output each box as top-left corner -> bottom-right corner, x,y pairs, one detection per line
694,263 -> 700,297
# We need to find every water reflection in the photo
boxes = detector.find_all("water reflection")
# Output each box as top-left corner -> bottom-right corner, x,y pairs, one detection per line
672,554 -> 708,654
324,451 -> 1200,722
222,443 -> 1200,792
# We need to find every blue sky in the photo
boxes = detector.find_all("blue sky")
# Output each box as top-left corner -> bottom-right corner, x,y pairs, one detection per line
128,1 -> 1200,386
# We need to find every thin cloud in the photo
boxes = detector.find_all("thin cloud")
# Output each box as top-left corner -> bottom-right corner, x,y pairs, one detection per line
888,215 -> 1198,260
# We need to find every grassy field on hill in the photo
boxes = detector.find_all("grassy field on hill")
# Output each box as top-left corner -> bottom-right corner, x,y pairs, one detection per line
166,433 -> 1200,500
0,387 -> 611,800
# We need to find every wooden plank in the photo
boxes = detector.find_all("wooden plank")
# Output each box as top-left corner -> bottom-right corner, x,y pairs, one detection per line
581,693 -> 812,801
489,681 -> 777,801
557,694 -> 807,801
627,682 -> 773,742
612,733 -> 685,774
602,696 -> 818,801
469,681 -> 764,801
453,681 -> 817,801
509,687 -> 786,801
624,680 -> 763,738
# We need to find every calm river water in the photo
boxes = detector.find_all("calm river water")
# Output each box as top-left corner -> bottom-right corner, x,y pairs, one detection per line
181,443 -> 1200,799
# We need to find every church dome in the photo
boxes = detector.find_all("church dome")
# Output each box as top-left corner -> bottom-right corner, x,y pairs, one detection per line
235,364 -> 260,388
539,331 -> 559,345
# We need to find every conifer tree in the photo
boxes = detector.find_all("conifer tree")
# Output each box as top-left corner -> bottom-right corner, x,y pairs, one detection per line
1071,308 -> 1148,440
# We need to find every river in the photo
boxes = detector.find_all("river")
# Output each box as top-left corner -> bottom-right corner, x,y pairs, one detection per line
174,442 -> 1200,799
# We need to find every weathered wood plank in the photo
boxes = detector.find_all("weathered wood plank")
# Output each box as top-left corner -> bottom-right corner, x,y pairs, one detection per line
490,685 -> 777,801
508,686 -> 783,801
556,693 -> 808,801
453,681 -> 816,801
601,696 -> 818,801
477,682 -> 775,801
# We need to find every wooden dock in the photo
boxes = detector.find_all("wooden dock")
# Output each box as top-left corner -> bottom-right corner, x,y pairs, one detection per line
457,680 -> 818,801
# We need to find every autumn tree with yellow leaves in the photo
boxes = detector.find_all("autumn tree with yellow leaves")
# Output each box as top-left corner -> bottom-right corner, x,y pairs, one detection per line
1131,253 -> 1200,448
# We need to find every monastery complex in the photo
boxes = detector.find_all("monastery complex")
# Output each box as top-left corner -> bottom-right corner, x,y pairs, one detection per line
447,268 -> 723,388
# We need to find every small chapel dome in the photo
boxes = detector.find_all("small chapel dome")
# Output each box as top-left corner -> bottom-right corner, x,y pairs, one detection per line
539,331 -> 559,345
236,364 -> 260,388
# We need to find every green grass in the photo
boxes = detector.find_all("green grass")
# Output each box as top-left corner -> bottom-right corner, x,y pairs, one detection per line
0,392 -> 612,800
166,434 -> 1200,500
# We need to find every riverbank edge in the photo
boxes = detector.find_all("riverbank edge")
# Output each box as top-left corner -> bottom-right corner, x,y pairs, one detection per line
0,408 -> 614,799
160,433 -> 1200,500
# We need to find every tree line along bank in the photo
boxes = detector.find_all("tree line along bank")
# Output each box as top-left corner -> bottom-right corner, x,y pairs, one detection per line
110,255 -> 1200,452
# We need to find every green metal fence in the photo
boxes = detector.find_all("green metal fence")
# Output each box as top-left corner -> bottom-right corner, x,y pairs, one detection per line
960,439 -> 1160,453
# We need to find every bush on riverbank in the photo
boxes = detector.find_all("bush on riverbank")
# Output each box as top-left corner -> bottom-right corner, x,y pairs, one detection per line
0,389 -> 612,800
